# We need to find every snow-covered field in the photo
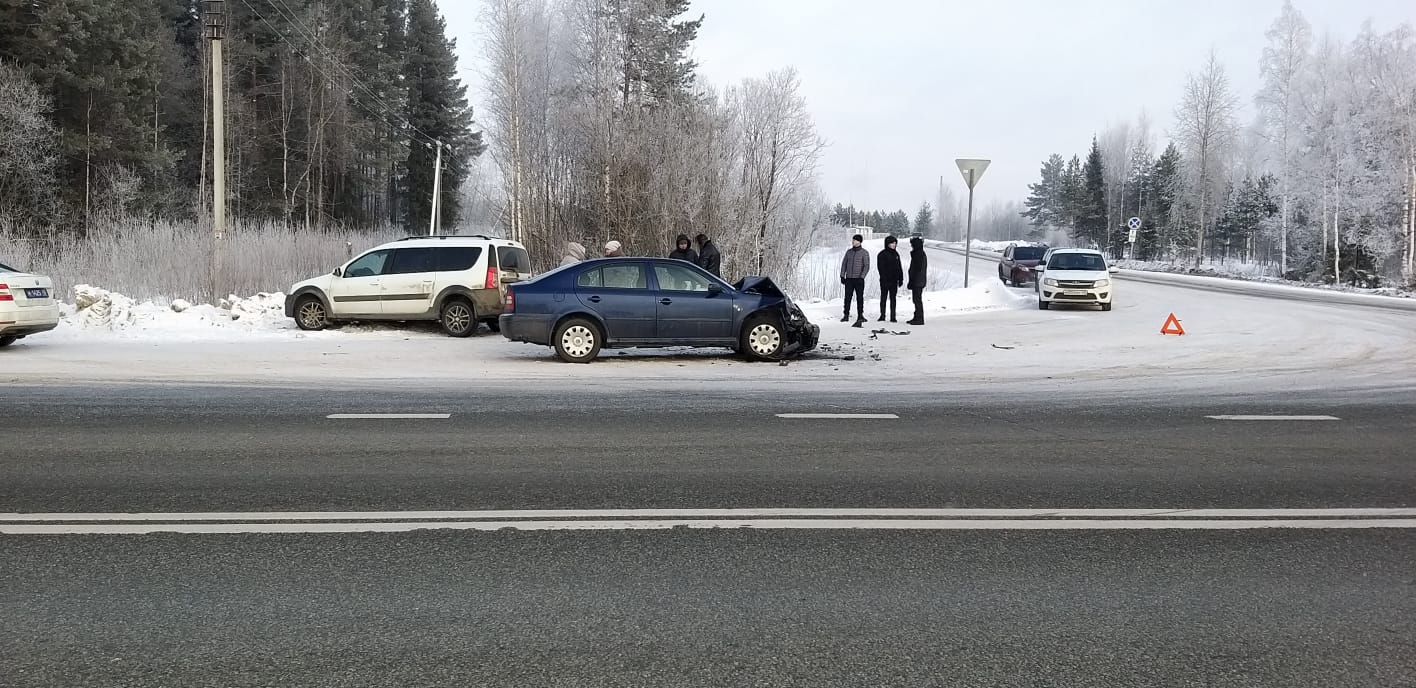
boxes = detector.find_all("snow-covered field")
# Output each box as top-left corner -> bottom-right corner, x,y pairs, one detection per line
5,247 -> 1413,400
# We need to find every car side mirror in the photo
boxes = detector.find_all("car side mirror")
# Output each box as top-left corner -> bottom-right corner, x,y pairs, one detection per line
1033,265 -> 1045,272
332,267 -> 343,277
707,284 -> 724,296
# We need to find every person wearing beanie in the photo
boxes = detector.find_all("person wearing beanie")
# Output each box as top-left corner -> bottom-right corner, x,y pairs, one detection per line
839,234 -> 870,326
603,240 -> 624,257
669,234 -> 698,263
906,236 -> 928,325
876,235 -> 904,322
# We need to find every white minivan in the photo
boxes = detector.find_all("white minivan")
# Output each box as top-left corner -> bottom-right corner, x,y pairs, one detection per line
285,236 -> 533,337
1034,248 -> 1120,311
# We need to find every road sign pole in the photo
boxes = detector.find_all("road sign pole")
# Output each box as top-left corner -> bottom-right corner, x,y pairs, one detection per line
954,158 -> 991,290
963,172 -> 975,288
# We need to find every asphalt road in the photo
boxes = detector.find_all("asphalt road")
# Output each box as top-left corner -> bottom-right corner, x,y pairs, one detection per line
3,383 -> 1415,686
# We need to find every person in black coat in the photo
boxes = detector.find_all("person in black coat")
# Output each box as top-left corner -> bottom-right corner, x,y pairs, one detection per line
694,234 -> 722,277
876,235 -> 904,322
906,236 -> 928,325
669,234 -> 698,263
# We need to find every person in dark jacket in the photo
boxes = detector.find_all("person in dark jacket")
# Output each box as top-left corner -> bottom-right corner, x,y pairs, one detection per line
669,234 -> 698,263
876,235 -> 904,322
840,234 -> 870,326
694,234 -> 722,276
906,236 -> 928,325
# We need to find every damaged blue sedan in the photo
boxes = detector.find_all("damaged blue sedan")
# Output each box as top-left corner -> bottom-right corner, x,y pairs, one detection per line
500,257 -> 819,363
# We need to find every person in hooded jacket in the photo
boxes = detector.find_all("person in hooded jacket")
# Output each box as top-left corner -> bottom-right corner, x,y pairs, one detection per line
694,234 -> 722,277
668,234 -> 698,264
560,241 -> 586,266
876,235 -> 904,322
906,236 -> 928,325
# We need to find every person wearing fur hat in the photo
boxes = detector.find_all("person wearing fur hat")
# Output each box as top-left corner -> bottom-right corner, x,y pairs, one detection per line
603,240 -> 624,257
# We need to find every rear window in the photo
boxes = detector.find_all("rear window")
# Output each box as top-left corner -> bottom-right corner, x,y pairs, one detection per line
497,246 -> 530,272
0,261 -> 17,272
577,268 -> 602,288
1013,247 -> 1045,261
388,247 -> 437,274
437,246 -> 483,272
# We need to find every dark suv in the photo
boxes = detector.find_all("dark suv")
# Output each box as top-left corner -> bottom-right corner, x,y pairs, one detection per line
998,244 -> 1048,286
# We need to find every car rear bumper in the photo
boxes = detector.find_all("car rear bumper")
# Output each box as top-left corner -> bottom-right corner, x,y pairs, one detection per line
499,313 -> 555,345
0,304 -> 60,337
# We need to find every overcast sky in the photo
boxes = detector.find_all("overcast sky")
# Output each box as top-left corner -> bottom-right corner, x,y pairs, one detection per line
443,0 -> 1414,213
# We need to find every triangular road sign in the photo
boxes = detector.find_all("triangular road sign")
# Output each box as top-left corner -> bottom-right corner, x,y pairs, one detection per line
955,159 -> 991,190
1160,313 -> 1185,336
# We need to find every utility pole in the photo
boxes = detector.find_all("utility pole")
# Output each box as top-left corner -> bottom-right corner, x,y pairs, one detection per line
204,1 -> 226,300
429,140 -> 443,236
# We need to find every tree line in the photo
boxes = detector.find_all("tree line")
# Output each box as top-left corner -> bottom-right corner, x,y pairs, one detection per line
1020,2 -> 1416,287
481,0 -> 828,276
0,0 -> 477,236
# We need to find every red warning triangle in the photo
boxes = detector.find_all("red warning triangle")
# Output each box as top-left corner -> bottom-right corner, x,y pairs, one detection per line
1160,313 -> 1185,336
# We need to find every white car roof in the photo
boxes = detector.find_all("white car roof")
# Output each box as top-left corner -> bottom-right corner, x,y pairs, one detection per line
1047,248 -> 1103,255
372,236 -> 525,250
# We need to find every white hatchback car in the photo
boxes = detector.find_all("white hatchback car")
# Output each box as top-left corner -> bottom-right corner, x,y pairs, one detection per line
1034,248 -> 1120,311
285,235 -> 534,337
0,260 -> 60,347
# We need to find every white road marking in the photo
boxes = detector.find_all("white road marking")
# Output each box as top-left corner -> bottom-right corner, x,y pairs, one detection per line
5,518 -> 1416,535
6,508 -> 1416,522
325,413 -> 451,420
1206,415 -> 1341,421
776,413 -> 899,419
5,508 -> 1416,534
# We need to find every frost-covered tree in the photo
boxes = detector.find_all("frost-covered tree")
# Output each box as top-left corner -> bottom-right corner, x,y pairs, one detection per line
1175,50 -> 1240,267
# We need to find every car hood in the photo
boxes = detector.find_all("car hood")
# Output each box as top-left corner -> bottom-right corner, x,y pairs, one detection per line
1044,269 -> 1109,281
733,276 -> 784,298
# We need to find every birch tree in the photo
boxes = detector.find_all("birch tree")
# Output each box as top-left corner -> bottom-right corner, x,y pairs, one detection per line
1257,0 -> 1312,275
1174,50 -> 1240,267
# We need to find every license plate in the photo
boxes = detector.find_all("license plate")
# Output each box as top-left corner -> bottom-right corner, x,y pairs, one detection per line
1064,291 -> 1088,297
24,288 -> 48,299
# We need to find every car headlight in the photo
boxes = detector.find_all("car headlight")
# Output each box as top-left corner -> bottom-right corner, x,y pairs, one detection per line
1095,279 -> 1110,288
1043,278 -> 1059,287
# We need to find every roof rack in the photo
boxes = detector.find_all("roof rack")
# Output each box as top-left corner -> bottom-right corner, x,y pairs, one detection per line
397,234 -> 498,241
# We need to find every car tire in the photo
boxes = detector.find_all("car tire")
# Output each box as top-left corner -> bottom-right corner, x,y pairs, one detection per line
0,335 -> 16,348
440,299 -> 477,338
554,317 -> 601,363
1100,302 -> 1112,312
294,296 -> 330,331
1038,299 -> 1050,310
741,314 -> 785,362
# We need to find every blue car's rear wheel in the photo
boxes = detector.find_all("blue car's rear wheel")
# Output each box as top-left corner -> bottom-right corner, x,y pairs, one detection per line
741,315 -> 785,361
554,318 -> 601,363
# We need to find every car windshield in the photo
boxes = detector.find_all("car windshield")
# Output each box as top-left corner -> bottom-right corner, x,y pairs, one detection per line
0,261 -> 18,273
1047,253 -> 1106,271
1013,247 -> 1046,261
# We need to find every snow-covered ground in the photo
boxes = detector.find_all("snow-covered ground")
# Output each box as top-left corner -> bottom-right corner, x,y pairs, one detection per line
3,248 -> 1413,399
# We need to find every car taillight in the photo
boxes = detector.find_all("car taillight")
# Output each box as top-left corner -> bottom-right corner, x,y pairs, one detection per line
504,290 -> 515,313
485,266 -> 498,289
0,284 -> 12,302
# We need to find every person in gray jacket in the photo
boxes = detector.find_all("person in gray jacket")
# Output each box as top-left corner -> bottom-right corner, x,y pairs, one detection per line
840,234 -> 870,327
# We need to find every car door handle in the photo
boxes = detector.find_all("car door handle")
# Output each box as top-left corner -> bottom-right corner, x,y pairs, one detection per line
587,295 -> 601,303
659,298 -> 672,305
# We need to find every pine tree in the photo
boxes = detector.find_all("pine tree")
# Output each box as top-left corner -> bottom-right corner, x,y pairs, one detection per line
1074,139 -> 1107,247
913,203 -> 934,236
1022,153 -> 1066,233
403,0 -> 483,231
1150,142 -> 1184,256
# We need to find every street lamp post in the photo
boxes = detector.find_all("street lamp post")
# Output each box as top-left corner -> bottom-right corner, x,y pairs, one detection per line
955,158 -> 991,288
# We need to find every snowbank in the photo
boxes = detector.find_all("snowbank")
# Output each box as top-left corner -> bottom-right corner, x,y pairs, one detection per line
800,280 -> 1033,320
56,285 -> 293,340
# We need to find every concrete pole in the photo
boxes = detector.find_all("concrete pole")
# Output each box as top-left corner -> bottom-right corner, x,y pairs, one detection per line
206,1 -> 226,301
429,141 -> 443,236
